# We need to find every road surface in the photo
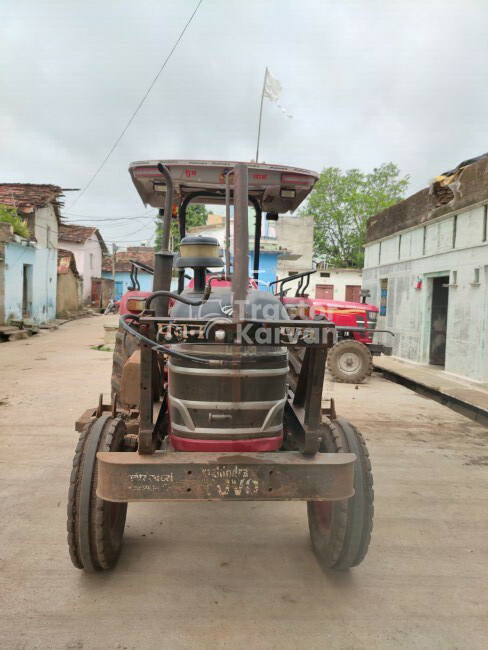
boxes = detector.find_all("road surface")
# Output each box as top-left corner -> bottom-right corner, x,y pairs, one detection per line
1,315 -> 487,649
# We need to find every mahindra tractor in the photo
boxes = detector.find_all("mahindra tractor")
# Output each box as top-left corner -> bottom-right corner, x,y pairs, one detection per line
67,160 -> 374,572
272,275 -> 393,384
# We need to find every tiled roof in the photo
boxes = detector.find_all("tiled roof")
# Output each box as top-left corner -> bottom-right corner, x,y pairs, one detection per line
58,224 -> 108,254
0,183 -> 64,219
57,248 -> 80,277
102,248 -> 155,273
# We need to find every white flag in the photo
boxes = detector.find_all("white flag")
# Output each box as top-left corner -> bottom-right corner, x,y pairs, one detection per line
262,68 -> 293,118
263,68 -> 282,102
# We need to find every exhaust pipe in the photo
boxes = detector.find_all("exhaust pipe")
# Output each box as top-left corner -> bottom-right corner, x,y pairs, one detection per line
153,163 -> 174,317
231,163 -> 248,322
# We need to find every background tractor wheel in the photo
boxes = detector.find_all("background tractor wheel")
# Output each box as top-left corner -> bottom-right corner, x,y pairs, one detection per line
326,339 -> 372,383
111,328 -> 139,403
67,414 -> 128,571
307,416 -> 374,570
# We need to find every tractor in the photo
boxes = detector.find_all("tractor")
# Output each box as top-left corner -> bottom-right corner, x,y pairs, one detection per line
273,274 -> 393,384
68,160 -> 374,572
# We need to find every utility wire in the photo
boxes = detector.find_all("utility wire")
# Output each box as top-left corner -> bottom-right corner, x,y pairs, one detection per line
68,0 -> 204,210
63,210 -> 155,220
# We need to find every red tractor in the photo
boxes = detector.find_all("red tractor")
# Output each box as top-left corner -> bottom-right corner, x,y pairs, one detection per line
274,273 -> 393,383
69,160 -> 374,573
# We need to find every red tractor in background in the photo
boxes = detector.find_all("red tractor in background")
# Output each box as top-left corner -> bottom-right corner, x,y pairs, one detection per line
273,271 -> 393,384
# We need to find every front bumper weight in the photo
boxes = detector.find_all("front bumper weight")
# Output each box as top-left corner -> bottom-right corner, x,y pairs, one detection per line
96,451 -> 355,502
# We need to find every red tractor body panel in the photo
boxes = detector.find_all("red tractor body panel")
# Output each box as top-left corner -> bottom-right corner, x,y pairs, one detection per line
283,296 -> 379,344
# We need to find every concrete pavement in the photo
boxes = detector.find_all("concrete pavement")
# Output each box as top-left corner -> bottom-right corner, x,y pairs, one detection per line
0,315 -> 487,649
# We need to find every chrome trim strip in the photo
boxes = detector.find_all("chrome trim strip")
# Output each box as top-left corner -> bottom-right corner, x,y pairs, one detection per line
168,363 -> 288,377
170,422 -> 283,435
169,396 -> 287,411
261,399 -> 287,430
168,396 -> 195,432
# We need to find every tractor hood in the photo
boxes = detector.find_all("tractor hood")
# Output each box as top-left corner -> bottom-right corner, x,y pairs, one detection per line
129,160 -> 318,213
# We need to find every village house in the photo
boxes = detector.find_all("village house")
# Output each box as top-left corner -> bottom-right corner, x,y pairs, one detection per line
58,224 -> 108,304
101,246 -> 155,300
362,154 -> 488,384
56,249 -> 82,315
0,183 -> 63,325
274,214 -> 363,301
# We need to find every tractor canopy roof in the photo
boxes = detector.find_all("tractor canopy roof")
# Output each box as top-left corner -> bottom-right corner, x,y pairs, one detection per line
129,160 -> 319,213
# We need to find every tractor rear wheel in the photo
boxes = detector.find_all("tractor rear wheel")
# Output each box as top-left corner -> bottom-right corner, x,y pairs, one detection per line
307,416 -> 374,570
326,339 -> 372,383
67,414 -> 128,571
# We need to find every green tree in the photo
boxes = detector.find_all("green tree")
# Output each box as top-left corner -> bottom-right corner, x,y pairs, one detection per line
306,163 -> 409,268
0,204 -> 30,238
155,204 -> 209,251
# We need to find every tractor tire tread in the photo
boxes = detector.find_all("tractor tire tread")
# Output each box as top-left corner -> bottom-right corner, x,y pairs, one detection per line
67,417 -> 127,571
326,339 -> 372,384
308,418 -> 374,570
66,423 -> 91,569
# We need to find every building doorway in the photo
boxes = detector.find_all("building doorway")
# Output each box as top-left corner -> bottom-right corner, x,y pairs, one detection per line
315,284 -> 334,299
22,264 -> 33,317
115,281 -> 124,301
345,284 -> 361,302
429,276 -> 449,366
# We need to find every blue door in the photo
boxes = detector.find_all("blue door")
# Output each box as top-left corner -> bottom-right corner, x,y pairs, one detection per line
115,281 -> 124,301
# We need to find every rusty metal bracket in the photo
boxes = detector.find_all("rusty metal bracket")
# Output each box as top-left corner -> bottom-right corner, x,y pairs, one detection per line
96,450 -> 355,502
139,323 -> 155,454
287,346 -> 328,455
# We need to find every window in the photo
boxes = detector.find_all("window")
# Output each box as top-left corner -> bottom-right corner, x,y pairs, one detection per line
90,253 -> 94,270
483,205 -> 487,242
451,270 -> 457,286
320,272 -> 330,278
473,268 -> 480,285
422,226 -> 427,255
398,234 -> 402,260
452,215 -> 457,249
380,279 -> 388,316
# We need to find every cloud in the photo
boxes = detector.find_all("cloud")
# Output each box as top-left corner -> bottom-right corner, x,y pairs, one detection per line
2,0 -> 488,244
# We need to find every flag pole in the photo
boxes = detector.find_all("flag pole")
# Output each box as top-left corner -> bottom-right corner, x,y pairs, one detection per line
255,68 -> 267,163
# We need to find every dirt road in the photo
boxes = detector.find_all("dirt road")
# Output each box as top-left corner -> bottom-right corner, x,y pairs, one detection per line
1,316 -> 487,649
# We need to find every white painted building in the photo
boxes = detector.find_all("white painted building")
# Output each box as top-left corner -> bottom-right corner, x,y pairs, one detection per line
274,214 -> 363,301
362,156 -> 488,384
58,225 -> 107,303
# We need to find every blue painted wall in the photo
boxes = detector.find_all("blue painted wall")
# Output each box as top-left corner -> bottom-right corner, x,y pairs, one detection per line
102,270 -> 153,300
248,251 -> 278,289
4,242 -> 57,323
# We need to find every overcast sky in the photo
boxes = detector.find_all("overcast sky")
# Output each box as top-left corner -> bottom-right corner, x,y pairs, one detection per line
2,0 -> 488,247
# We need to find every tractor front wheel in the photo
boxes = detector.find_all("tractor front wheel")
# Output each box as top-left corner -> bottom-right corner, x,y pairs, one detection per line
326,339 -> 372,383
67,414 -> 128,571
307,416 -> 374,570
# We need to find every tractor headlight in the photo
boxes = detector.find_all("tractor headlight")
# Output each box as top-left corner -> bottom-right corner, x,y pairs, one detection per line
366,310 -> 378,330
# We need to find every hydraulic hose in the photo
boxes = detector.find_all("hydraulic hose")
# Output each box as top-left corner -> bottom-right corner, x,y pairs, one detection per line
144,275 -> 228,310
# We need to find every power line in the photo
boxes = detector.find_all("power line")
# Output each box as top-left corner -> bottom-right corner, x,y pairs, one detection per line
63,215 -> 155,224
63,209 -> 155,220
68,0 -> 204,210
